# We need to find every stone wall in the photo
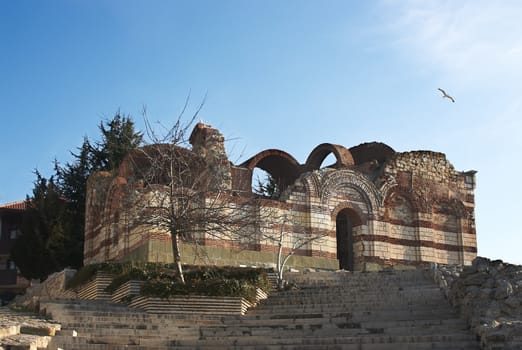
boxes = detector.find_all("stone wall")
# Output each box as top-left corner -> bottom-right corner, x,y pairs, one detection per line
430,257 -> 522,350
83,123 -> 477,272
12,269 -> 77,311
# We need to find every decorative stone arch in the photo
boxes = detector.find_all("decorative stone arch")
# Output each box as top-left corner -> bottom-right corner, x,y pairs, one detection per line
240,149 -> 301,193
300,171 -> 322,200
305,143 -> 355,171
318,169 -> 381,215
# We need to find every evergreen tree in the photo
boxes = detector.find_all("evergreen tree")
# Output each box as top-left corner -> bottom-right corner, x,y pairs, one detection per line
254,173 -> 280,199
53,138 -> 94,269
11,172 -> 70,279
96,112 -> 143,171
12,113 -> 143,279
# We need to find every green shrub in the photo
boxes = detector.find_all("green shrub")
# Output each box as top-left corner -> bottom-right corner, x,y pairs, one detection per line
69,262 -> 270,303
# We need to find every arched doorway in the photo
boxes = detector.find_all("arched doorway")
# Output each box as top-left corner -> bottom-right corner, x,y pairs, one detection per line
336,209 -> 356,270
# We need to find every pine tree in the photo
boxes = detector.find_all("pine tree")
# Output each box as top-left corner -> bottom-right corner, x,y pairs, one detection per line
11,113 -> 143,279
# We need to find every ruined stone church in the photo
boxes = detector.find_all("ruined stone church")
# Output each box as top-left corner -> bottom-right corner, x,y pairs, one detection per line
84,123 -> 477,271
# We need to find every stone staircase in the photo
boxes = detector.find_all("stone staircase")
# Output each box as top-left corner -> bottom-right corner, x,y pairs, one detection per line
44,269 -> 481,349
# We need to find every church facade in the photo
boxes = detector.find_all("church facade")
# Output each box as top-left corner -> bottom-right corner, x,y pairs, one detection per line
84,123 -> 477,271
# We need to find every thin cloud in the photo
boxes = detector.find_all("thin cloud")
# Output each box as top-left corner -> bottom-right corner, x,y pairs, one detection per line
378,1 -> 522,88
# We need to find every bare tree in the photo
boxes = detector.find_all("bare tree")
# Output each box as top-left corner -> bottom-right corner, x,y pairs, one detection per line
121,100 -> 262,284
258,212 -> 330,290
113,100 -> 331,286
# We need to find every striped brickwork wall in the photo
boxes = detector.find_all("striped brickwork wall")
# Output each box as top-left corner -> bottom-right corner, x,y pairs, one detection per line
83,125 -> 476,271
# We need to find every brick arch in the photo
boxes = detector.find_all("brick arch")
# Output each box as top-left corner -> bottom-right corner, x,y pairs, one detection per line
240,149 -> 301,191
331,202 -> 366,226
319,169 -> 381,214
305,143 -> 355,171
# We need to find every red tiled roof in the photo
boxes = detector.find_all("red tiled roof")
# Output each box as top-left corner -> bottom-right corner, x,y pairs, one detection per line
0,200 -> 27,210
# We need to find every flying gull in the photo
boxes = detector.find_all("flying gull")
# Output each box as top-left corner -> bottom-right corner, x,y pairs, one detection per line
438,88 -> 455,103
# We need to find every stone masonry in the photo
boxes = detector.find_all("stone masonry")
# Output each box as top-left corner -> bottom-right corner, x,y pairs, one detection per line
83,122 -> 477,271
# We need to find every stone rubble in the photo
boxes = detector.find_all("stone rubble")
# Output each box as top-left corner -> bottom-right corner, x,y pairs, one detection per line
0,307 -> 61,350
430,256 -> 522,350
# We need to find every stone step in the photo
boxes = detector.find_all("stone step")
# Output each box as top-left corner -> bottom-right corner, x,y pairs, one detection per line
199,322 -> 471,338
289,275 -> 434,282
56,314 -> 466,335
249,309 -> 460,320
49,332 -> 479,350
265,285 -> 442,296
252,298 -> 455,310
173,343 -> 479,350
52,307 -> 461,329
289,283 -> 438,292
258,293 -> 445,305
172,332 -> 478,347
40,299 -> 139,313
47,342 -> 481,350
52,320 -> 467,337
219,315 -> 467,328
285,271 -> 430,282
44,269 -> 480,350
47,313 -> 224,327
55,325 -> 201,338
246,309 -> 461,322
261,291 -> 444,303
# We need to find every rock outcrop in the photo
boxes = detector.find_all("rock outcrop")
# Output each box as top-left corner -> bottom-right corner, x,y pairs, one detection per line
431,257 -> 522,349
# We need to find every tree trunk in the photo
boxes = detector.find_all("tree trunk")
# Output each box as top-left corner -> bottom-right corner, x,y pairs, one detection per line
171,232 -> 185,284
277,231 -> 284,290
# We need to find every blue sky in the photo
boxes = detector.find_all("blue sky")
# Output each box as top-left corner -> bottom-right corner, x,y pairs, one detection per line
1,1 -> 521,264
